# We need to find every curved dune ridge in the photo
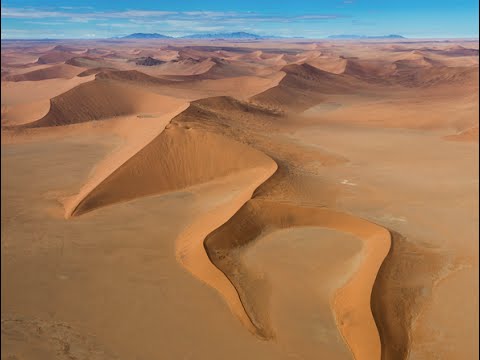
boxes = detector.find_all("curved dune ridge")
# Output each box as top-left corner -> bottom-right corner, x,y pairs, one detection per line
251,63 -> 366,111
94,69 -> 173,85
67,124 -> 277,217
4,64 -> 85,82
1,75 -> 95,126
66,123 -> 278,335
204,199 -> 391,359
21,78 -> 184,128
64,110 -> 391,359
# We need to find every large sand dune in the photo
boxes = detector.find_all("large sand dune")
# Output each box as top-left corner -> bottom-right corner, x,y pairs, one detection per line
251,63 -> 368,111
205,199 -> 390,359
4,64 -> 85,82
21,78 -> 184,127
68,125 -> 277,216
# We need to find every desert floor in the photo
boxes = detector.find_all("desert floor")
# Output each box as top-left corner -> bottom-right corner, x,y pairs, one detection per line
1,38 -> 479,360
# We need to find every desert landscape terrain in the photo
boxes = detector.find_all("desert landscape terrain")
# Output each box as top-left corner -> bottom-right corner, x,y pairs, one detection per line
1,37 -> 478,360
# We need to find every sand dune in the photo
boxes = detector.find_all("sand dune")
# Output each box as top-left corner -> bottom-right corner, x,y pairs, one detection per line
205,199 -> 390,359
394,65 -> 479,87
307,56 -> 348,74
140,57 -> 215,76
1,75 -> 95,126
444,125 -> 479,142
163,72 -> 286,101
4,64 -> 84,82
63,108 -> 389,360
65,56 -> 111,68
36,50 -> 78,64
163,58 -> 256,80
68,125 -> 276,216
251,63 -> 367,111
21,78 -> 184,127
94,69 -> 173,85
77,67 -> 118,77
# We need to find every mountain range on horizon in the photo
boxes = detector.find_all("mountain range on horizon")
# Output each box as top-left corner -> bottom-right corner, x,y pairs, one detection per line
115,32 -> 406,40
116,32 -> 288,39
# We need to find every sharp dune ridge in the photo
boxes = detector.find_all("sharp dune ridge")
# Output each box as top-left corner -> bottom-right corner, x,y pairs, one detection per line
18,78 -> 184,128
4,64 -> 84,82
64,107 -> 391,359
251,63 -> 371,111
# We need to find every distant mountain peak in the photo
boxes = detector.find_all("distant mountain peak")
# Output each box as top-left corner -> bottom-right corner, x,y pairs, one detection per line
120,33 -> 172,39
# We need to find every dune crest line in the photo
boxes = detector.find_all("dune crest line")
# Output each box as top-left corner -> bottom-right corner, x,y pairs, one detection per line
65,112 -> 391,359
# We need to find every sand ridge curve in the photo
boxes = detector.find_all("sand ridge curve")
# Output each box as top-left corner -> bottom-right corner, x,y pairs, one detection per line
204,199 -> 391,359
64,110 -> 392,359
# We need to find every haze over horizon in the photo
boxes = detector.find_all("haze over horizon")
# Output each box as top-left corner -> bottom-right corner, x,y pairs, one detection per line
1,0 -> 479,40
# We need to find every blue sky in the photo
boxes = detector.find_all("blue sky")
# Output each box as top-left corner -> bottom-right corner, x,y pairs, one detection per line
1,0 -> 479,39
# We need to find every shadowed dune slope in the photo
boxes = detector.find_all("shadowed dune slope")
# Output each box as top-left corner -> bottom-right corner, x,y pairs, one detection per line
77,67 -> 118,77
169,96 -> 285,137
94,69 -> 174,85
66,56 -> 111,68
164,58 -> 254,80
393,65 -> 479,87
251,63 -> 367,111
4,64 -> 84,81
1,75 -> 95,126
21,79 -> 181,127
36,50 -> 77,64
205,199 -> 391,360
70,126 -> 276,216
307,56 -> 348,74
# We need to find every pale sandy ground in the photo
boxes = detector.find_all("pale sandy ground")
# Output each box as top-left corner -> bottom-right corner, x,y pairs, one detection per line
1,38 -> 478,360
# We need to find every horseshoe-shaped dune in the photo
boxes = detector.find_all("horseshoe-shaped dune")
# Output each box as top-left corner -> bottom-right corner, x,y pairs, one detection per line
204,199 -> 391,359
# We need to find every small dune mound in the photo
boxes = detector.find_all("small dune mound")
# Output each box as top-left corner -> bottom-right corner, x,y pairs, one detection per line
342,59 -> 396,80
68,126 -> 276,217
238,50 -> 263,62
204,199 -> 391,359
4,64 -> 83,82
95,69 -> 172,85
66,56 -> 109,68
77,67 -> 118,77
307,55 -> 348,74
428,45 -> 480,57
394,65 -> 479,87
189,95 -> 282,116
22,78 -> 179,127
167,58 -> 253,80
36,50 -> 77,64
134,56 -> 166,66
171,95 -> 283,133
444,126 -> 479,142
85,48 -> 113,56
52,44 -> 84,53
281,53 -> 306,64
444,45 -> 479,57
144,57 -> 214,76
393,52 -> 438,68
251,63 -> 365,111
